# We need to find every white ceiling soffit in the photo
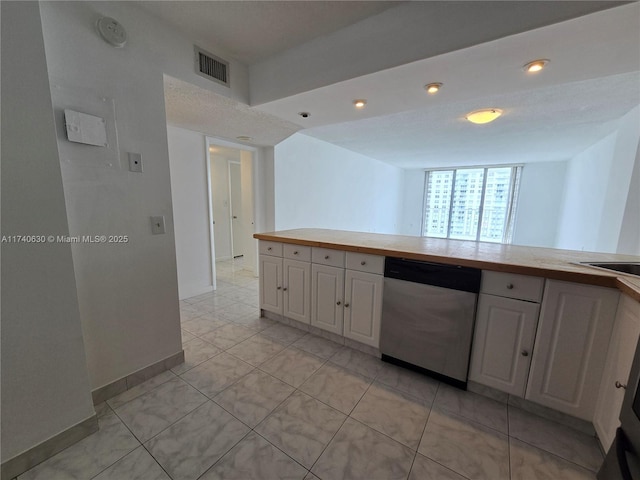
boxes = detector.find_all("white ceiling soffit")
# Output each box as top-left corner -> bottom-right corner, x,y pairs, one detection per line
254,3 -> 640,167
163,75 -> 300,147
134,1 -> 400,64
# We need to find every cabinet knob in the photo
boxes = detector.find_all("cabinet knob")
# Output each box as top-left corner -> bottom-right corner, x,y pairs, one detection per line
336,301 -> 341,306
325,255 -> 330,260
293,251 -> 298,255
521,350 -> 529,357
616,381 -> 627,389
277,286 -> 281,290
344,303 -> 350,308
506,283 -> 514,290
361,261 -> 366,266
283,287 -> 288,291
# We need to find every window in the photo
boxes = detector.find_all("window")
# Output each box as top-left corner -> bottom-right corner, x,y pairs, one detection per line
422,166 -> 522,243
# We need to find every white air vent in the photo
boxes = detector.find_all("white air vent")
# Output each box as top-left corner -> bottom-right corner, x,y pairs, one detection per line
194,46 -> 229,87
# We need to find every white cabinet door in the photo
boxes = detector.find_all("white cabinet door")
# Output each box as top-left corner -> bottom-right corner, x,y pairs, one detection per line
344,270 -> 383,348
594,295 -> 640,451
311,264 -> 344,335
469,294 -> 540,397
259,255 -> 282,315
526,280 -> 620,420
283,258 -> 311,324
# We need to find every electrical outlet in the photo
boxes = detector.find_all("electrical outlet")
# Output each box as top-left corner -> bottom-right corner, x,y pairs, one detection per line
150,216 -> 165,234
128,152 -> 143,173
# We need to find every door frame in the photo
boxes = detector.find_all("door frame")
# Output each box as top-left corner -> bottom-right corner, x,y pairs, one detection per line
228,159 -> 242,258
205,136 -> 258,278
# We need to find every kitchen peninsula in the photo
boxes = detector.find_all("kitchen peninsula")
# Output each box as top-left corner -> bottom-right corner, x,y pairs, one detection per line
254,228 -> 640,449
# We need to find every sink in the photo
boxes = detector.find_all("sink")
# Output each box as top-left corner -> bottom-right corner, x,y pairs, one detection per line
581,262 -> 640,277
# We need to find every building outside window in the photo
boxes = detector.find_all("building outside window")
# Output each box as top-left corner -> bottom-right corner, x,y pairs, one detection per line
423,165 -> 522,243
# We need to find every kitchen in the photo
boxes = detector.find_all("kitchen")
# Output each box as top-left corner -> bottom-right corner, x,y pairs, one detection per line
3,1 -> 640,479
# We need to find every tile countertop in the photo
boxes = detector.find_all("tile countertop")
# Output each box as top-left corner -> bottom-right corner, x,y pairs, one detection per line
254,229 -> 640,303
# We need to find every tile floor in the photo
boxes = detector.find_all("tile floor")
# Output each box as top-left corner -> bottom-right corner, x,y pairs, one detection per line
18,259 -> 604,480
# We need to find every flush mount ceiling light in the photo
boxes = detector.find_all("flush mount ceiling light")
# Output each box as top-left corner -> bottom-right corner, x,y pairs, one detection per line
353,99 -> 367,109
424,83 -> 443,94
524,59 -> 549,73
466,108 -> 503,124
236,136 -> 252,141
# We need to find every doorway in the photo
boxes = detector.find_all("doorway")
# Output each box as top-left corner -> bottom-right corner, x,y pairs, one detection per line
206,139 -> 257,282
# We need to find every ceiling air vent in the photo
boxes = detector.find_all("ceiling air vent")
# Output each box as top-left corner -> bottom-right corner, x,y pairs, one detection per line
194,46 -> 230,87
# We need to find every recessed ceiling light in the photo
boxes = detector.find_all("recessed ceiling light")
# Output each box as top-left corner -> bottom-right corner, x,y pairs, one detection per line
298,112 -> 310,118
424,83 -> 442,94
236,136 -> 252,141
466,108 -> 503,124
353,99 -> 367,109
524,59 -> 549,73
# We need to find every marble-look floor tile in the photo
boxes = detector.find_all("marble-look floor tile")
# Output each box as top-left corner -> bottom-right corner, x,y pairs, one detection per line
145,401 -> 249,480
312,418 -> 414,480
299,363 -> 371,414
259,323 -> 307,345
351,382 -> 430,450
181,329 -> 198,344
180,305 -> 201,322
198,295 -> 236,309
181,316 -> 228,337
434,383 -> 508,433
255,391 -> 346,469
260,347 -> 325,387
408,453 -> 466,480
375,362 -> 439,403
293,333 -> 343,359
418,408 -> 509,480
217,303 -> 261,321
18,412 -> 139,480
200,432 -> 307,480
114,377 -> 207,442
171,338 -> 221,375
227,334 -> 286,366
214,370 -> 294,427
329,346 -> 383,379
508,407 -> 603,472
199,323 -> 256,350
510,438 -> 597,480
107,370 -> 176,410
93,446 -> 169,480
230,314 -> 276,332
181,352 -> 254,398
304,473 -> 321,480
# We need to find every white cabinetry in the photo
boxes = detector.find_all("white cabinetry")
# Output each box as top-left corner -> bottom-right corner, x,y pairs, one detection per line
259,241 -> 311,324
594,295 -> 640,450
311,249 -> 384,347
526,280 -> 620,420
469,271 -> 543,396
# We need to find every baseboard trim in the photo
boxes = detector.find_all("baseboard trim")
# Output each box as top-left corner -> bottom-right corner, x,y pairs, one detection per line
1,414 -> 98,480
91,350 -> 185,405
179,285 -> 214,301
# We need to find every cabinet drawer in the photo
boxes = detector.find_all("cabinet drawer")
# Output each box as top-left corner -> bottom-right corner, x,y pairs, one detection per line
259,241 -> 282,257
481,271 -> 544,302
346,252 -> 384,275
283,244 -> 311,262
312,248 -> 345,268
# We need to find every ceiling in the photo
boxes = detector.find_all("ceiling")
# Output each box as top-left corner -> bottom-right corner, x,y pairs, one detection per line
153,1 -> 640,168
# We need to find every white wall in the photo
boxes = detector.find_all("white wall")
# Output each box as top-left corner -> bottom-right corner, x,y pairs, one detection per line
167,125 -> 213,299
1,1 -> 95,464
398,170 -> 426,236
618,143 -> 640,255
40,1 -> 202,389
274,133 -> 404,233
512,161 -> 567,248
556,106 -> 640,253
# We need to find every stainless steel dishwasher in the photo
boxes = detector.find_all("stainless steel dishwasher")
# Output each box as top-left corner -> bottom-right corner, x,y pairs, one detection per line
380,257 -> 481,389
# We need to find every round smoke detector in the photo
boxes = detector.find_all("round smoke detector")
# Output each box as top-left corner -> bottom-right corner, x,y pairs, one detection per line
96,16 -> 127,48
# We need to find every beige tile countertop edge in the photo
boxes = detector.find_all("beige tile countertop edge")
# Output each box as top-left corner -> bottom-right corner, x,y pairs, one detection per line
254,229 -> 640,303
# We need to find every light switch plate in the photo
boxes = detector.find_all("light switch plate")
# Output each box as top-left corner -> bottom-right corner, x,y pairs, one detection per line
128,152 -> 143,172
150,216 -> 165,235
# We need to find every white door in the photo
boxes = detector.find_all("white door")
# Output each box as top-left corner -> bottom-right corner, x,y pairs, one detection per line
259,255 -> 282,314
526,280 -> 620,420
283,259 -> 311,324
311,264 -> 344,335
229,161 -> 243,258
469,294 -> 540,397
343,270 -> 383,348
